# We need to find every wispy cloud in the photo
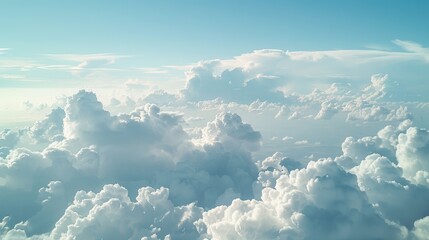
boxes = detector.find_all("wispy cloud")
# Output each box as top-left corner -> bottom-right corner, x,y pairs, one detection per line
45,53 -> 130,71
134,67 -> 169,74
0,74 -> 24,79
45,53 -> 130,64
393,39 -> 429,63
0,59 -> 41,71
43,53 -> 132,79
0,48 -> 10,54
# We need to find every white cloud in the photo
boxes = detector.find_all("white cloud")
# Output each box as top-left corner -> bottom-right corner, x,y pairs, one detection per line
143,90 -> 179,106
197,112 -> 261,152
314,101 -> 339,120
0,129 -> 19,150
29,108 -> 65,143
294,140 -> 309,145
45,53 -> 129,66
346,103 -> 391,122
48,184 -> 202,240
0,48 -> 10,53
124,79 -> 151,90
393,39 -> 429,63
0,90 -> 428,239
274,105 -> 289,119
0,90 -> 264,238
411,216 -> 429,240
350,154 -> 429,229
200,159 -> 405,240
181,66 -> 285,104
287,111 -> 301,120
2,37 -> 429,239
361,74 -> 389,101
163,112 -> 261,207
335,120 -> 429,230
397,127 -> 429,185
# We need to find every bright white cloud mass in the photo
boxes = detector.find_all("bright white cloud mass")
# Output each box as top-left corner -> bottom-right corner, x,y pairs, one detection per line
2,41 -> 429,239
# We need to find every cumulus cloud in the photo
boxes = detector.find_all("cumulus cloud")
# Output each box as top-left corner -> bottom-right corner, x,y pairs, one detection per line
0,90 -> 264,238
248,99 -> 279,114
180,64 -> 400,124
1,185 -> 203,240
346,103 -> 390,122
57,90 -> 188,182
314,101 -> 339,120
172,42 -> 429,107
143,90 -> 179,106
1,88 -> 429,240
3,39 -> 429,239
0,129 -> 19,157
48,184 -> 202,240
161,53 -> 417,126
350,154 -> 429,229
162,112 -> 261,207
361,74 -> 390,101
197,112 -> 261,152
29,108 -> 65,143
337,120 -> 429,231
397,127 -> 429,185
181,66 -> 286,104
340,119 -> 413,169
200,159 -> 405,240
411,216 -> 429,240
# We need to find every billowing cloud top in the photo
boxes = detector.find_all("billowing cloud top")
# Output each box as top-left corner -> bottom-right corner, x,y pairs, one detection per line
2,40 -> 429,239
1,88 -> 428,240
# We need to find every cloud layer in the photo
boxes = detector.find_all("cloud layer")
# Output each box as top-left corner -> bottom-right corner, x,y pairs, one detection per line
2,41 -> 429,239
1,88 -> 428,240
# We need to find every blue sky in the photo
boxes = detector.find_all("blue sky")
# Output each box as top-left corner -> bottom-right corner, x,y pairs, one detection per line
2,0 -> 429,66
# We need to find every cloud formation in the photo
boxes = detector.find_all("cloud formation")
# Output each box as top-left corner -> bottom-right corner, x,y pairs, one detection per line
181,66 -> 285,104
1,85 -> 429,240
201,159 -> 404,240
0,90 -> 263,238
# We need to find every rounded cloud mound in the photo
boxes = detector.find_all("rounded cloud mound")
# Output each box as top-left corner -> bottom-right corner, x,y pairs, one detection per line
200,159 -> 404,240
1,90 -> 429,240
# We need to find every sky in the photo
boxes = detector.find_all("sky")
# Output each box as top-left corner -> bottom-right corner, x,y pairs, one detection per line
1,1 -> 429,240
1,1 -> 429,85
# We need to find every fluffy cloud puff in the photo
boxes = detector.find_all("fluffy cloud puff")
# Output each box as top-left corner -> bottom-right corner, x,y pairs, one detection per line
0,90 -> 262,238
49,184 -> 202,240
58,90 -> 188,181
181,66 -> 286,104
273,73 -> 411,122
1,184 -> 203,240
29,108 -> 65,143
161,112 -> 261,207
338,120 -> 429,230
397,127 -> 429,185
340,120 -> 413,168
200,159 -> 404,240
59,91 -> 261,208
0,129 -> 19,158
1,89 -> 429,240
350,154 -> 429,229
